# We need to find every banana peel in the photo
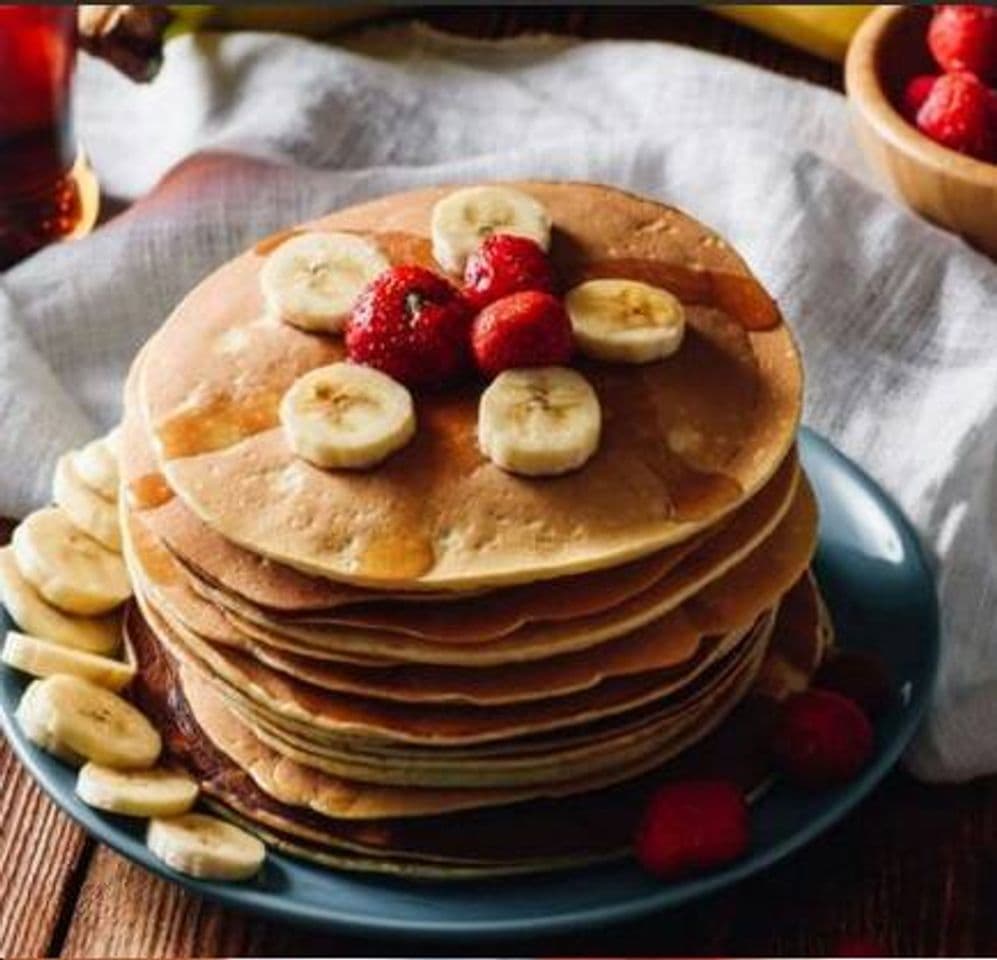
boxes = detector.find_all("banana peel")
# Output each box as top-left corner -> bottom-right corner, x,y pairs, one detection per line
167,5 -> 383,39
712,5 -> 874,63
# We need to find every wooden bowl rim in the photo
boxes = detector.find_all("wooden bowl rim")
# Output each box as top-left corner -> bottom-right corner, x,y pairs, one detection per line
845,4 -> 997,188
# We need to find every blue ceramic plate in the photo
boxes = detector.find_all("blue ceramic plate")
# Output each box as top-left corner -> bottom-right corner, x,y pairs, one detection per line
0,429 -> 939,940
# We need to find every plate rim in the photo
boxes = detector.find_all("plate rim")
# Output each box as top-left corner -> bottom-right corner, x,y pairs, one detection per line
0,428 -> 941,940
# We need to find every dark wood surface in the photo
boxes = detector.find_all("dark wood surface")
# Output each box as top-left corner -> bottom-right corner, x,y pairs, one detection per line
1,7 -> 993,958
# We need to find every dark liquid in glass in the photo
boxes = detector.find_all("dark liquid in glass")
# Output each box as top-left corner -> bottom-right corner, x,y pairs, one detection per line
0,6 -> 94,268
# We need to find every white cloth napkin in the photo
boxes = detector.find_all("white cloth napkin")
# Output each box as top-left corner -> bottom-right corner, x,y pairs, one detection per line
1,25 -> 995,781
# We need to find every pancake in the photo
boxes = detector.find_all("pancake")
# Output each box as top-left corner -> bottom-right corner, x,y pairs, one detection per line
126,574 -> 826,875
199,472 -> 816,669
139,182 -> 802,590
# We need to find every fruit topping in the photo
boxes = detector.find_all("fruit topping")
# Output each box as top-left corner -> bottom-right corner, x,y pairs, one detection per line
635,780 -> 749,879
463,233 -> 555,311
346,265 -> 473,387
478,366 -> 601,477
471,290 -> 573,379
431,185 -> 551,274
260,231 -> 388,334
565,279 -> 686,364
280,362 -> 416,470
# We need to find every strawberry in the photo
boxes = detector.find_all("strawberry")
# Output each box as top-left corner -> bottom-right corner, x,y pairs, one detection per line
772,689 -> 874,789
634,780 -> 748,879
470,290 -> 573,379
346,265 -> 473,388
814,649 -> 894,721
463,234 -> 555,311
916,71 -> 993,161
901,74 -> 939,122
928,5 -> 997,82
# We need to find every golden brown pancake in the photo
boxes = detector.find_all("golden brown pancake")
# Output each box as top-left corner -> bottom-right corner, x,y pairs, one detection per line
138,182 -> 802,590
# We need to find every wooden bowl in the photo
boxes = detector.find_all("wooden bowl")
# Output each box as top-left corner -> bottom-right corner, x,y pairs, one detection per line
845,5 -> 997,258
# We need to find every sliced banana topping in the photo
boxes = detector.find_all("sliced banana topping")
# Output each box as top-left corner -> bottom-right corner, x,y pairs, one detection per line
0,547 -> 120,655
12,508 -> 131,616
147,813 -> 266,881
2,631 -> 135,691
73,432 -> 120,502
53,453 -> 122,551
478,366 -> 601,477
77,763 -> 198,818
280,362 -> 416,470
16,674 -> 161,769
431,186 -> 551,274
565,279 -> 686,364
259,231 -> 388,334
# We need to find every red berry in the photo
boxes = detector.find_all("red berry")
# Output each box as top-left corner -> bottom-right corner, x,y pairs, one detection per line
346,266 -> 472,388
814,649 -> 894,721
902,74 -> 939,122
635,780 -> 748,879
916,71 -> 993,160
470,290 -> 573,379
928,5 -> 997,82
772,689 -> 874,789
463,234 -> 554,311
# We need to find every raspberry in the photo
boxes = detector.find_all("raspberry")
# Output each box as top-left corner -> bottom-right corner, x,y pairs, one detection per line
928,5 -> 997,82
772,689 -> 874,789
814,649 -> 894,721
901,74 -> 938,122
634,780 -> 748,879
836,936 -> 890,957
346,266 -> 472,388
463,234 -> 555,311
916,71 -> 993,160
470,290 -> 573,378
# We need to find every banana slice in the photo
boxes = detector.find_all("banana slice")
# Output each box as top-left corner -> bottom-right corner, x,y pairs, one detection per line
431,186 -> 551,274
77,763 -> 198,817
0,548 -> 120,655
259,231 -> 388,333
16,674 -> 161,768
12,508 -> 131,616
73,432 -> 120,502
280,362 -> 416,470
565,279 -> 686,364
147,813 -> 265,881
2,631 -> 134,691
53,454 -> 122,551
478,366 -> 601,477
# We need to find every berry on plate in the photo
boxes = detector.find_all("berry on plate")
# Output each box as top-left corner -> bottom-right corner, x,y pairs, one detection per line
471,290 -> 573,378
916,71 -> 993,161
634,780 -> 748,879
772,689 -> 874,789
902,74 -> 939,122
346,266 -> 473,388
928,5 -> 997,83
814,649 -> 894,721
463,233 -> 555,311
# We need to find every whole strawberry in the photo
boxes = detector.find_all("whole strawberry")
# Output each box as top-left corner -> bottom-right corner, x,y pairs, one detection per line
928,5 -> 997,82
463,234 -> 555,311
902,74 -> 938,122
346,266 -> 473,388
916,71 -> 993,161
471,290 -> 573,379
772,689 -> 874,789
635,780 -> 748,879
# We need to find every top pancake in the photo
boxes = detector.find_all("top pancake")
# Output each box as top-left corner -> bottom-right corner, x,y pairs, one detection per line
140,182 -> 802,590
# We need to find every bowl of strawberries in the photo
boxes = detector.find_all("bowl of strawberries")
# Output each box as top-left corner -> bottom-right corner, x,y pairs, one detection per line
845,4 -> 997,258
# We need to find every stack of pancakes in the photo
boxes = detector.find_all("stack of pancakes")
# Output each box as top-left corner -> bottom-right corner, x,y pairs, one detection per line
120,183 -> 827,878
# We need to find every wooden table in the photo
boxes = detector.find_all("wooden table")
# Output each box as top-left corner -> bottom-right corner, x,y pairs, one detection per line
2,7 -> 995,957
